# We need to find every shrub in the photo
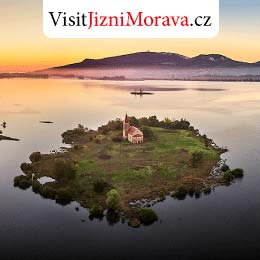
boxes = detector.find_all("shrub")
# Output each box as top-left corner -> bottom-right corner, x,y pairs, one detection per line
14,175 -> 32,190
187,186 -> 196,198
194,190 -> 201,199
13,176 -> 21,186
55,188 -> 74,204
221,164 -> 230,172
128,218 -> 141,228
19,179 -> 32,190
89,204 -> 104,218
73,144 -> 83,150
93,179 -> 107,193
54,160 -> 76,182
29,152 -> 42,162
223,171 -> 234,183
138,208 -> 158,225
140,126 -> 156,141
187,187 -> 195,197
106,189 -> 120,210
191,151 -> 203,167
41,185 -> 57,199
231,168 -> 244,178
20,163 -> 33,174
203,187 -> 211,195
174,185 -> 188,200
32,180 -> 42,194
112,136 -> 123,143
106,209 -> 120,225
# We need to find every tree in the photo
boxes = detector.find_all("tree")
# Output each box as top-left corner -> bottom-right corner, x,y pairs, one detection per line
98,119 -> 122,134
32,180 -> 42,194
160,117 -> 173,128
138,117 -> 149,126
89,204 -> 104,218
106,189 -> 120,210
223,171 -> 234,183
147,116 -> 160,127
55,188 -> 74,204
41,185 -> 57,199
170,119 -> 190,130
231,168 -> 244,178
138,208 -> 158,225
29,152 -> 42,162
13,175 -> 32,190
129,116 -> 139,127
20,162 -> 33,175
61,125 -> 87,144
140,126 -> 156,141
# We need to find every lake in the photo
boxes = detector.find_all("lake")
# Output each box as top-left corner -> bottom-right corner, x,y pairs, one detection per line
1,78 -> 260,259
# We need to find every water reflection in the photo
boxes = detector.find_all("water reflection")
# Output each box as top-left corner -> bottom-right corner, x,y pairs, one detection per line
1,78 -> 260,259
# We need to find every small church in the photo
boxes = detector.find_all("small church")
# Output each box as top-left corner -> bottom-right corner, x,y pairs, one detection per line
123,114 -> 144,144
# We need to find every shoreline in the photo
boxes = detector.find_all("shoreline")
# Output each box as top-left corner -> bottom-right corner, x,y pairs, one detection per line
1,73 -> 260,83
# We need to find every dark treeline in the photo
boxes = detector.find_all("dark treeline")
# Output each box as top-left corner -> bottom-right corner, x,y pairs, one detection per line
98,115 -> 193,134
0,73 -> 49,79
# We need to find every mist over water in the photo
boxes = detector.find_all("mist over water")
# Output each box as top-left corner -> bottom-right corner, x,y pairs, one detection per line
1,78 -> 260,259
46,66 -> 260,80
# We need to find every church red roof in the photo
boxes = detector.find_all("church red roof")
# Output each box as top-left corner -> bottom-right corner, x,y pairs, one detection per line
128,126 -> 143,137
133,134 -> 143,137
127,126 -> 138,135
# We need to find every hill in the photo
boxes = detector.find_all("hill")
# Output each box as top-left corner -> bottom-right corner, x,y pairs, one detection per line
51,51 -> 259,70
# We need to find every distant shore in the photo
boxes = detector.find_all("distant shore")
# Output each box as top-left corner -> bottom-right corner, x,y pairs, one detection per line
1,72 -> 260,82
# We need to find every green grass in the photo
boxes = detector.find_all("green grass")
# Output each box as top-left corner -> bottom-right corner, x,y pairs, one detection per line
156,164 -> 176,179
76,157 -> 104,176
112,166 -> 153,182
148,128 -> 217,160
73,128 -> 218,186
72,156 -> 106,193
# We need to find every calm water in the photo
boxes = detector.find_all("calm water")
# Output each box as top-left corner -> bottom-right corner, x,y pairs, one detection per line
1,79 -> 260,259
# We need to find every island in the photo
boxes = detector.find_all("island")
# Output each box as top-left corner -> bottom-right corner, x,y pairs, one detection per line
0,131 -> 20,142
0,135 -> 20,141
13,115 -> 244,227
131,89 -> 154,96
40,121 -> 54,124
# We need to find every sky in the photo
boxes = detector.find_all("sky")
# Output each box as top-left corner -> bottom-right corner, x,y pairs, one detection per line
0,0 -> 260,72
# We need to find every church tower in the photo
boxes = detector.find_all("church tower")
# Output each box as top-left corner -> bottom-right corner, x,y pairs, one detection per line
123,113 -> 130,139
